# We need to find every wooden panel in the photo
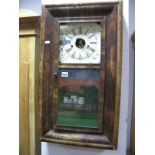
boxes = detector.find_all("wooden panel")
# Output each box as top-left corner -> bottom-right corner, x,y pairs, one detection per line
35,36 -> 41,155
28,37 -> 36,155
19,9 -> 41,155
40,2 -> 122,149
104,5 -> 118,142
19,23 -> 39,37
19,35 -> 40,155
19,61 -> 29,155
112,2 -> 122,148
40,6 -> 59,135
19,37 -> 31,155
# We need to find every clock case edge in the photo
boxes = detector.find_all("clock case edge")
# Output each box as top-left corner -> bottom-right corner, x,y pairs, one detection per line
38,1 -> 122,149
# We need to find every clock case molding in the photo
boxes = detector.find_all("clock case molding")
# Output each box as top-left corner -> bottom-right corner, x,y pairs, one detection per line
39,1 -> 122,149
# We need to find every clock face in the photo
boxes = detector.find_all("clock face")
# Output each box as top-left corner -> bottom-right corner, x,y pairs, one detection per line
59,23 -> 101,64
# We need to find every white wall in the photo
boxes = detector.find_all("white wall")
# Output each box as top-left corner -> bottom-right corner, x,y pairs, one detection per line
19,0 -> 41,14
19,0 -> 132,155
127,0 -> 135,150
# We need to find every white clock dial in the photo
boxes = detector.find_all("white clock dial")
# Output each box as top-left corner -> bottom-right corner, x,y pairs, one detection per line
59,23 -> 101,64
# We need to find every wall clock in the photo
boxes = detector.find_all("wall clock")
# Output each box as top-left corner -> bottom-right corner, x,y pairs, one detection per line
59,22 -> 101,64
39,1 -> 122,149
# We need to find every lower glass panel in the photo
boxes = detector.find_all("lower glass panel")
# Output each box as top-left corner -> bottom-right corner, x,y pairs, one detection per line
56,85 -> 99,128
55,68 -> 101,129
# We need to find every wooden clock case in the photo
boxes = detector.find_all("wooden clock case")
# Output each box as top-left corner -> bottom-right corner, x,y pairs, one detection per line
39,1 -> 122,149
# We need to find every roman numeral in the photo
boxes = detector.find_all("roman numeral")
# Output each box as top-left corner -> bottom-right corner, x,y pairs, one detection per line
87,46 -> 95,52
72,29 -> 76,35
79,26 -> 82,34
79,54 -> 82,60
85,28 -> 89,35
86,51 -> 91,57
90,42 -> 97,44
71,51 -> 76,58
88,34 -> 95,39
66,47 -> 72,53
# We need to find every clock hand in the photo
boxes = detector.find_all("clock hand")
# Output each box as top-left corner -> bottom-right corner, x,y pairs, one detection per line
79,40 -> 83,48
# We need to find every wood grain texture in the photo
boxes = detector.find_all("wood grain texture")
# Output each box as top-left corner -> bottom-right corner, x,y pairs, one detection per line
40,7 -> 57,135
19,14 -> 41,155
104,3 -> 118,144
112,2 -> 122,148
19,59 -> 30,155
39,1 -> 122,149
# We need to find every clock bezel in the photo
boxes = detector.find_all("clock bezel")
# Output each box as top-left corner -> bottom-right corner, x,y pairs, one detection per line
57,18 -> 105,70
59,21 -> 102,65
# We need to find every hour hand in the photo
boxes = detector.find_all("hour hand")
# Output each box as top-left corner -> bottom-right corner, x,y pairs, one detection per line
60,38 -> 71,46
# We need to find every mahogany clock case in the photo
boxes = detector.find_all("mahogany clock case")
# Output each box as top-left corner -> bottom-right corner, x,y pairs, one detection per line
39,2 -> 122,149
